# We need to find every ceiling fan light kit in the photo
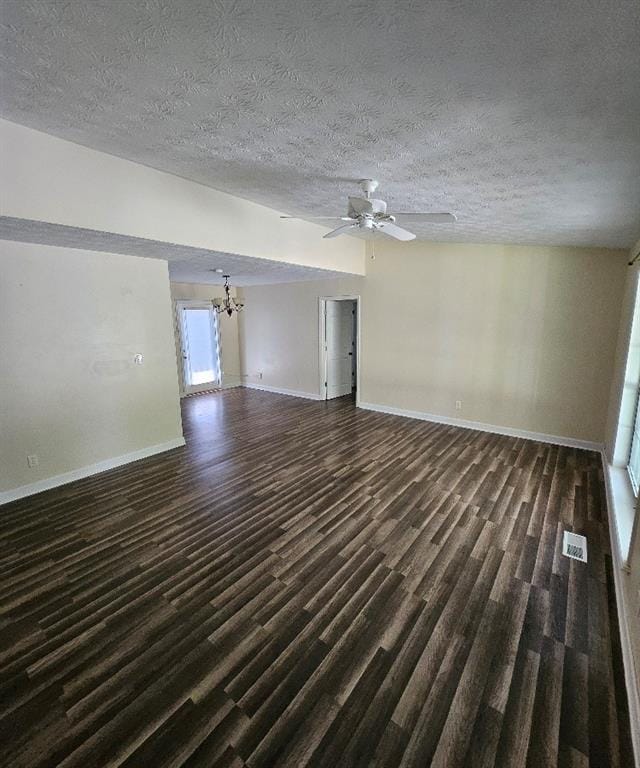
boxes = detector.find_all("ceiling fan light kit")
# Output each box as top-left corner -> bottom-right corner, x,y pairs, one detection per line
280,179 -> 456,241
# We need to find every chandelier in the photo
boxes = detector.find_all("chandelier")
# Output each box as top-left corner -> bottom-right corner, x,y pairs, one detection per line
214,275 -> 244,317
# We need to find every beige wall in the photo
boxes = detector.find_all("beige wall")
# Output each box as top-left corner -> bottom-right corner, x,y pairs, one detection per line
239,276 -> 363,396
170,282 -> 242,392
0,241 -> 184,498
0,118 -> 365,276
239,240 -> 627,444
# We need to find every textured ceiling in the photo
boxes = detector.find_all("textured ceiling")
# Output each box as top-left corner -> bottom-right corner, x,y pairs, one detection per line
1,0 -> 639,248
0,217 -> 354,285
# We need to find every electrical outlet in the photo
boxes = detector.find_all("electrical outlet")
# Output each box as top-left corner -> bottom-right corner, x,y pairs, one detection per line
27,454 -> 39,468
455,400 -> 462,411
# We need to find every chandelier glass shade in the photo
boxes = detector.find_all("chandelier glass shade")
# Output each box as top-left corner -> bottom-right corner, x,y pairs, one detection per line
214,275 -> 244,317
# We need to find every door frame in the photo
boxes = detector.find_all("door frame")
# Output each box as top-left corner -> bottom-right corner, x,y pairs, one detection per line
175,300 -> 222,396
318,295 -> 361,406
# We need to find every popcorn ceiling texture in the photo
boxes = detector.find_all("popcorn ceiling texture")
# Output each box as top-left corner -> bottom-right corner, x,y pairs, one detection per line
0,217 -> 353,285
1,0 -> 639,248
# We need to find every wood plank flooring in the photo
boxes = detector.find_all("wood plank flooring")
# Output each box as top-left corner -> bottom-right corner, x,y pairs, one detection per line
0,388 -> 633,767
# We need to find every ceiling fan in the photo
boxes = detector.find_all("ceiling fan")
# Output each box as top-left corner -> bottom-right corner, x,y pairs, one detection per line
280,179 -> 456,241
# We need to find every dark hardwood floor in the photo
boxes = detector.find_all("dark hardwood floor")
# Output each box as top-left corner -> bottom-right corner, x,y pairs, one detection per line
0,389 -> 633,767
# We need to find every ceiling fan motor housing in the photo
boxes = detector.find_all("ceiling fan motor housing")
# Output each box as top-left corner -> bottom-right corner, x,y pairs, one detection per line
347,196 -> 387,219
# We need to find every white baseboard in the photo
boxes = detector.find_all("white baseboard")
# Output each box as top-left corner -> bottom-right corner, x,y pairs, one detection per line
243,382 -> 322,401
0,437 -> 186,506
602,456 -> 640,766
358,401 -> 602,452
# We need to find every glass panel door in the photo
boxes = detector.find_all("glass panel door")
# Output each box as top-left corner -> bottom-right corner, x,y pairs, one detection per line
177,302 -> 221,394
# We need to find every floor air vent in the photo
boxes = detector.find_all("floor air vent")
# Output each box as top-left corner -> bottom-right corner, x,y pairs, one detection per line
562,531 -> 587,563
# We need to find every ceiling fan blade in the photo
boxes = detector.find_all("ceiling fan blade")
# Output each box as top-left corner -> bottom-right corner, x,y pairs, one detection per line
375,221 -> 416,241
280,215 -> 347,220
392,212 -> 457,223
323,223 -> 358,239
348,196 -> 373,216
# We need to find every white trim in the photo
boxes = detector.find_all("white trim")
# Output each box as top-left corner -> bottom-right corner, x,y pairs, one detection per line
243,382 -> 322,401
606,464 -> 638,568
318,295 -> 361,406
602,454 -> 640,766
358,401 -> 602,451
0,437 -> 186,506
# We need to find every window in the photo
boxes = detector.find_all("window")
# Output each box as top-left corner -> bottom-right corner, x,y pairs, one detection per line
625,275 -> 640,495
628,390 -> 640,495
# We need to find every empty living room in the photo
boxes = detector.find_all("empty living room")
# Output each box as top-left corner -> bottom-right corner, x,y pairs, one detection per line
1,1 -> 640,766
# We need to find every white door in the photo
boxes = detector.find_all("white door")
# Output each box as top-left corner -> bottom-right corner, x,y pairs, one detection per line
177,302 -> 221,395
325,300 -> 355,399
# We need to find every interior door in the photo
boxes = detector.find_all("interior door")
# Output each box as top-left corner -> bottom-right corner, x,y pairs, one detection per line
177,302 -> 221,395
325,300 -> 354,399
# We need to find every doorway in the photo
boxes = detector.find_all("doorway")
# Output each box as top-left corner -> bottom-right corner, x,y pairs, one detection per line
319,296 -> 360,402
176,300 -> 221,395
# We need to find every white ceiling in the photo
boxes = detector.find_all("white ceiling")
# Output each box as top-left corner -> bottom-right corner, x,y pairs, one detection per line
1,0 -> 639,249
0,217 -> 354,285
